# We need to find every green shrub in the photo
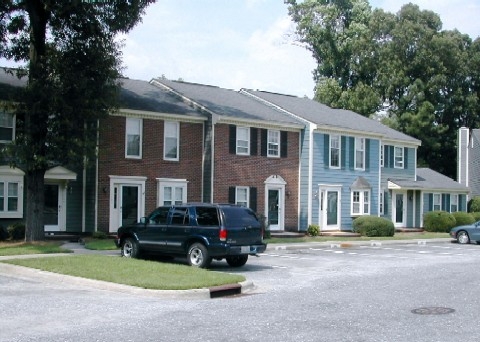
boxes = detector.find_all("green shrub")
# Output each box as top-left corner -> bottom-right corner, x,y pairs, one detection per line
7,222 -> 25,240
0,225 -> 8,241
92,231 -> 108,239
468,196 -> 480,212
452,211 -> 475,226
471,212 -> 480,221
423,211 -> 456,232
307,224 -> 320,237
352,216 -> 394,237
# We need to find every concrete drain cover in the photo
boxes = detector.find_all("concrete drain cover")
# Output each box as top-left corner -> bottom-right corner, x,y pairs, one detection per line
411,307 -> 455,315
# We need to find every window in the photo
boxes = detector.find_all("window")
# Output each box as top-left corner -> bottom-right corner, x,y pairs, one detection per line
380,144 -> 384,167
125,118 -> 142,158
351,190 -> 370,215
157,178 -> 187,206
0,170 -> 24,219
0,112 -> 14,142
236,127 -> 250,155
164,121 -> 179,160
355,137 -> 365,170
149,207 -> 169,224
394,146 -> 404,168
267,130 -> 280,157
330,135 -> 340,168
235,187 -> 249,207
450,194 -> 458,212
433,193 -> 441,211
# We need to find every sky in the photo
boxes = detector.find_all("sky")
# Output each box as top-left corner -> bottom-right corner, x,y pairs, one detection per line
1,1 -> 479,98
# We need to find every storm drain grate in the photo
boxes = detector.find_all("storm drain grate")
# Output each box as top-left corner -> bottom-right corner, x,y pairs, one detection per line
411,307 -> 455,315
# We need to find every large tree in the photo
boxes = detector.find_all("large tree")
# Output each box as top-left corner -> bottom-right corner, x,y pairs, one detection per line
287,0 -> 480,178
0,0 -> 153,241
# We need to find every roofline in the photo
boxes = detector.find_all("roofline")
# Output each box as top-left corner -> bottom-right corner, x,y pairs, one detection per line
115,108 -> 206,123
388,180 -> 469,193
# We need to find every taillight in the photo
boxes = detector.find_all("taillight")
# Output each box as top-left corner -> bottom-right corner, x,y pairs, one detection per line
219,228 -> 227,241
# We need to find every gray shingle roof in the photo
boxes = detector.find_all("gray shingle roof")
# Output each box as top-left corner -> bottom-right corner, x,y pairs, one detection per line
119,78 -> 202,117
152,79 -> 304,127
243,89 -> 420,145
389,168 -> 469,192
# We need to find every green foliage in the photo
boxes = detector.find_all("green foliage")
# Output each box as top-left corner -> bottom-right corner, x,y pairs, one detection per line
423,211 -> 456,232
471,212 -> 480,221
352,216 -> 394,237
0,225 -> 8,241
451,212 -> 475,226
468,196 -> 480,212
307,224 -> 320,237
91,231 -> 108,239
7,222 -> 25,240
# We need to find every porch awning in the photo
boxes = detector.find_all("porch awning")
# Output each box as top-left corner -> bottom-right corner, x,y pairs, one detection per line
45,166 -> 77,180
388,168 -> 469,193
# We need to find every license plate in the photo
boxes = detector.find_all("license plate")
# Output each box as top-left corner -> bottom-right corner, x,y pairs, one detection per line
241,246 -> 251,254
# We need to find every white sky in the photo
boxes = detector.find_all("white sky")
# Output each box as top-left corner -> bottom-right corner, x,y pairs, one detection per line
2,1 -> 479,98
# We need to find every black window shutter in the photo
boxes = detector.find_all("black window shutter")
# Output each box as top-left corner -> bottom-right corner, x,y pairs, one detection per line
365,139 -> 370,170
229,125 -> 236,154
389,146 -> 394,168
261,129 -> 268,156
349,137 -> 355,170
324,134 -> 329,168
249,187 -> 257,212
228,187 -> 236,204
404,147 -> 408,169
384,190 -> 389,215
280,131 -> 288,158
341,136 -> 346,169
429,194 -> 433,211
251,128 -> 258,156
384,145 -> 389,168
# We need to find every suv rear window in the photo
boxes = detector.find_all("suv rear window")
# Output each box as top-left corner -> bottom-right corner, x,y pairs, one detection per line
222,207 -> 259,227
195,207 -> 220,226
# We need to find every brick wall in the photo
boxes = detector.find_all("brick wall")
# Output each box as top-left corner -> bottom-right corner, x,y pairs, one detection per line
213,124 -> 299,231
97,115 -> 204,232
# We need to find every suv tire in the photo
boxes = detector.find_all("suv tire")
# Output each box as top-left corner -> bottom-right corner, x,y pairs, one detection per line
187,243 -> 212,268
122,238 -> 140,258
226,255 -> 248,267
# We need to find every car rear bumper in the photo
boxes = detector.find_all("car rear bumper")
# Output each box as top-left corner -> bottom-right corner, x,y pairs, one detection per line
209,243 -> 267,257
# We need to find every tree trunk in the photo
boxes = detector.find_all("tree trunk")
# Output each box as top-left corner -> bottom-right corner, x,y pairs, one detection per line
25,169 -> 46,242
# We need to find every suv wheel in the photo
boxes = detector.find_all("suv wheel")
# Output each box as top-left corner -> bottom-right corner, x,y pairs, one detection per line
122,238 -> 139,258
187,243 -> 212,268
226,255 -> 248,267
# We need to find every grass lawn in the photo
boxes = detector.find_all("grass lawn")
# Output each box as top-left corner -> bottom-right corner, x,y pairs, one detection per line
1,254 -> 246,290
0,241 -> 72,256
83,238 -> 118,250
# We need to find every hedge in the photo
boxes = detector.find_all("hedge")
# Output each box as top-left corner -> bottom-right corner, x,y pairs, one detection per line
423,211 -> 456,232
352,216 -> 394,237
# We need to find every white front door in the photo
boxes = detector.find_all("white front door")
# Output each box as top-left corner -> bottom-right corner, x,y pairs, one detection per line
319,187 -> 341,231
44,183 -> 67,232
393,192 -> 407,228
267,188 -> 284,231
109,176 -> 146,233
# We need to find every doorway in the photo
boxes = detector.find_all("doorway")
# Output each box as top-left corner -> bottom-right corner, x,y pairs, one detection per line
44,183 -> 66,232
318,186 -> 342,231
265,175 -> 286,231
109,176 -> 146,233
393,192 -> 406,227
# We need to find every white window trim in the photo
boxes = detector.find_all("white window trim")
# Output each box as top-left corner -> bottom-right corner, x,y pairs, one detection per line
450,194 -> 458,212
351,189 -> 371,216
235,186 -> 250,207
433,193 -> 441,211
125,118 -> 142,159
164,121 -> 180,161
394,146 -> 404,169
0,167 -> 25,219
329,134 -> 341,169
354,137 -> 365,171
156,178 -> 188,206
267,130 -> 280,158
0,112 -> 15,143
236,126 -> 250,155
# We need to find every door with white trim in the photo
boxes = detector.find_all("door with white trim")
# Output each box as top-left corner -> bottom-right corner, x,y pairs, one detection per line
44,183 -> 67,232
264,175 -> 286,231
109,176 -> 146,233
393,192 -> 407,228
319,187 -> 341,231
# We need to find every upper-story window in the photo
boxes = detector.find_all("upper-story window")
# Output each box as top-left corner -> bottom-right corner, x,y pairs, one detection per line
351,190 -> 370,215
433,193 -> 441,211
125,118 -> 142,158
450,194 -> 458,212
355,137 -> 365,170
236,126 -> 250,155
164,121 -> 179,161
235,186 -> 249,207
394,146 -> 404,168
267,130 -> 280,157
0,112 -> 14,143
330,135 -> 340,168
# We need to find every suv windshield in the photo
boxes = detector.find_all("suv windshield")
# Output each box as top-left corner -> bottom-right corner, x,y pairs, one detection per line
222,207 -> 259,227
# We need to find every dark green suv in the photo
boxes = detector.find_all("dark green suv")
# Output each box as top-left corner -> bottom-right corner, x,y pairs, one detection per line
115,203 -> 267,268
